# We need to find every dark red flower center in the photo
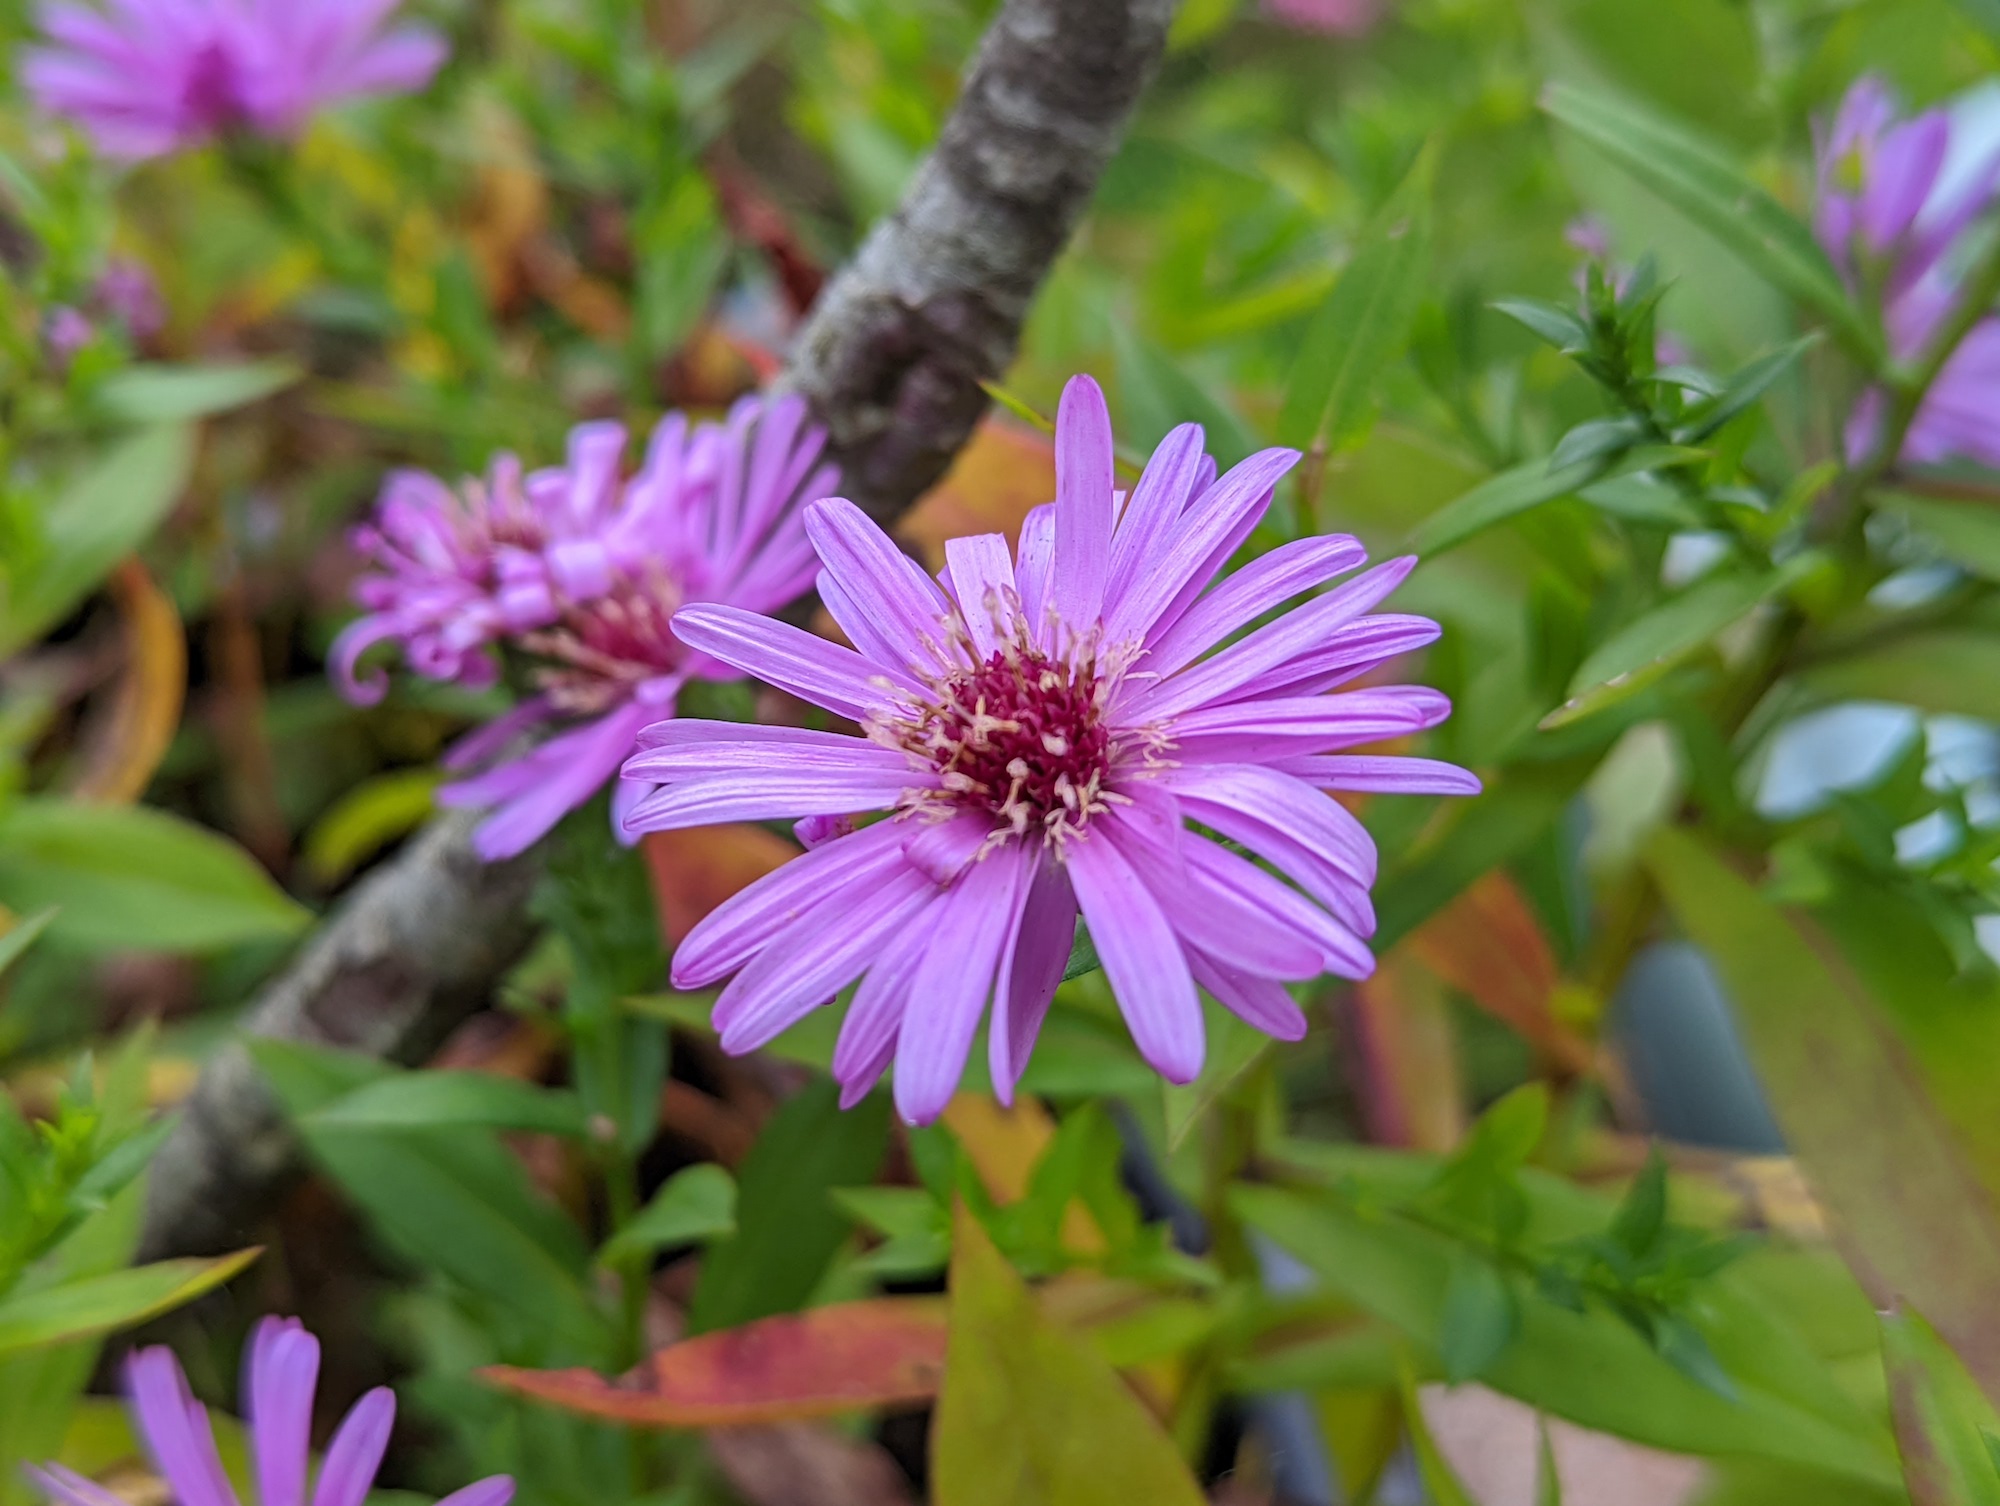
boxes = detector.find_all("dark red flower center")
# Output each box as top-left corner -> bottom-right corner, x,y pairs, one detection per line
521,569 -> 682,713
897,645 -> 1118,839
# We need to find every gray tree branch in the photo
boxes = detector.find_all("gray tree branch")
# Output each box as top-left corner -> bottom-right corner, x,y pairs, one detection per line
140,0 -> 1179,1262
784,0 -> 1179,521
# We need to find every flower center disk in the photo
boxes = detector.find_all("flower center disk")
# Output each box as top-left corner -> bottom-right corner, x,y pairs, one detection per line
907,646 -> 1116,839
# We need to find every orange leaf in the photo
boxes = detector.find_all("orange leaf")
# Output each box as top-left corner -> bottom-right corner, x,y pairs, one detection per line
896,420 -> 1056,571
643,824 -> 798,945
480,1298 -> 946,1426
1408,872 -> 1590,1071
72,558 -> 186,804
1349,951 -> 1465,1152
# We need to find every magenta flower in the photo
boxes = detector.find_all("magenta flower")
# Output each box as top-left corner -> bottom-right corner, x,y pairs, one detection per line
22,0 -> 447,160
28,1317 -> 512,1506
1814,78 -> 2000,470
334,396 -> 835,860
1261,0 -> 1385,36
621,376 -> 1476,1125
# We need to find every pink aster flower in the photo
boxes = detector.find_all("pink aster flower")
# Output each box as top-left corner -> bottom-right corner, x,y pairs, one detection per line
1262,0 -> 1385,36
22,0 -> 447,160
1813,78 -> 2000,470
334,396 -> 835,860
621,375 -> 1477,1125
28,1316 -> 512,1506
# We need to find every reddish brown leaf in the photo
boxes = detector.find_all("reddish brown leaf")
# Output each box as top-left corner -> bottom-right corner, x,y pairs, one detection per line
1408,872 -> 1591,1071
481,1298 -> 946,1426
1345,951 -> 1465,1152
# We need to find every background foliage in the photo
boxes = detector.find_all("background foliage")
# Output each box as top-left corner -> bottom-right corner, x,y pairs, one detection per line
4,0 -> 2000,1502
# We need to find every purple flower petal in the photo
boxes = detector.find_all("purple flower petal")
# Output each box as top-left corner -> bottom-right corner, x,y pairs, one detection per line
945,532 -> 1020,659
441,700 -> 654,860
1188,949 -> 1310,1041
1182,835 -> 1374,979
127,1348 -> 241,1506
988,850 -> 1077,1104
432,1479 -> 516,1506
1015,503 -> 1058,651
1101,447 -> 1300,646
831,923 -> 929,1102
806,498 -> 953,669
1066,821 -> 1204,1084
671,819 -> 910,986
672,604 -> 919,721
620,764 -> 928,831
1132,556 -> 1420,718
1105,422 -> 1208,607
246,1317 -> 318,1506
715,866 -> 936,1053
1166,686 -> 1451,759
1141,533 -> 1368,678
311,1388 -> 394,1506
1159,761 -> 1377,883
892,846 -> 1034,1124
1052,375 -> 1117,630
1271,754 -> 1482,795
24,1464 -> 133,1506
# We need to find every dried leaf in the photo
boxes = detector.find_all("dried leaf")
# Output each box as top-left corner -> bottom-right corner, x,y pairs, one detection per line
1348,951 -> 1466,1152
1408,873 -> 1592,1072
481,1298 -> 946,1426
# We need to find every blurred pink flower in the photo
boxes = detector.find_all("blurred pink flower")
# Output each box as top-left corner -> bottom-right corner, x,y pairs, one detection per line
41,304 -> 94,369
334,396 -> 836,859
94,256 -> 165,339
30,1317 -> 512,1506
1262,0 -> 1384,36
1814,77 -> 2000,469
23,0 -> 447,159
622,375 -> 1476,1124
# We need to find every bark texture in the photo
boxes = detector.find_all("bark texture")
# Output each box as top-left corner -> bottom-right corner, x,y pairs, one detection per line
140,0 -> 1179,1261
782,0 -> 1180,521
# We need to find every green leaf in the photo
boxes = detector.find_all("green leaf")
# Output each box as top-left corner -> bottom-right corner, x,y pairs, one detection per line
1439,1255 -> 1519,1382
1798,631 -> 2000,721
687,1079 -> 889,1334
0,799 -> 308,953
598,1165 -> 737,1267
0,909 -> 57,981
92,361 -> 300,424
1947,0 -> 2000,44
1610,1150 -> 1669,1258
0,425 -> 197,656
308,1071 -> 593,1138
1112,325 -> 1259,469
1236,1183 -> 1900,1484
1646,828 -> 2000,1404
932,1205 -> 1207,1506
0,1248 -> 259,1355
1880,1308 -> 2000,1506
1538,1415 -> 1564,1506
1162,1002 -> 1272,1151
1541,85 -> 1876,359
1278,147 -> 1435,453
1409,446 -> 1700,558
1676,335 -> 1818,444
1400,1364 -> 1480,1506
1886,495 -> 2000,582
1546,559 -> 1815,729
1493,297 -> 1591,352
252,1039 -> 611,1358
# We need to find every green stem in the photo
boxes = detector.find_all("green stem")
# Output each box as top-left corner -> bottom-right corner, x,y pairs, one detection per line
603,1151 -> 649,1369
223,143 -> 373,287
